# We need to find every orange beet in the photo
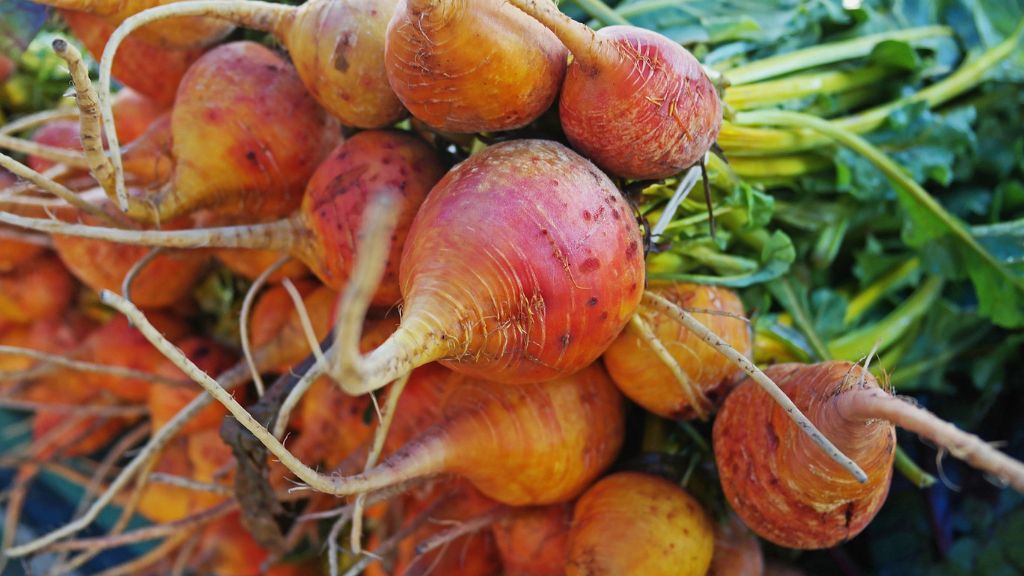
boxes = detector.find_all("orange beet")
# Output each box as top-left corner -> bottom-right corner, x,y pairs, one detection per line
365,481 -> 502,576
96,0 -> 405,127
80,313 -> 190,401
26,377 -> 128,458
109,88 -> 168,143
51,0 -> 232,49
508,1 -> 722,179
385,0 -> 566,133
214,248 -> 309,283
713,362 -> 895,549
147,338 -> 239,434
0,233 -> 45,273
119,41 -> 341,223
603,282 -> 750,420
566,472 -> 714,576
0,255 -> 75,324
709,514 -> 764,576
138,435 -> 225,523
315,362 -> 625,506
249,283 -> 337,374
492,504 -> 572,576
52,209 -> 209,309
0,313 -> 95,373
62,9 -> 206,105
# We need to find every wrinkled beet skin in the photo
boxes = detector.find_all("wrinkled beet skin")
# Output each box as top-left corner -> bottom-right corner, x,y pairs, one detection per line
713,362 -> 895,549
284,0 -> 405,128
386,0 -> 566,133
400,139 -> 645,384
301,130 -> 444,308
560,27 -> 722,180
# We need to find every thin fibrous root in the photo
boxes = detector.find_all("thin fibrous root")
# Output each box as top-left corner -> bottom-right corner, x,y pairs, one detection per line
240,255 -> 290,398
0,109 -> 79,136
0,134 -> 90,168
0,152 -> 117,226
413,507 -> 507,556
338,492 -> 450,576
94,530 -> 194,576
49,502 -> 236,553
99,0 -> 294,211
269,277 -> 329,426
331,192 -> 410,396
121,246 -> 164,304
0,345 -> 193,387
0,210 -> 302,250
629,314 -> 712,420
641,291 -> 869,483
0,397 -> 147,418
838,388 -> 1024,493
52,38 -> 116,195
351,373 -> 411,554
2,360 -> 254,559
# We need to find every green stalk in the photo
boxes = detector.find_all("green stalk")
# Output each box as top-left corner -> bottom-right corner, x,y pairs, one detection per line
894,446 -> 937,488
725,66 -> 890,110
568,0 -> 629,26
829,277 -> 944,361
772,277 -> 832,362
723,24 -> 1024,155
844,258 -> 922,325
722,26 -> 952,85
734,109 -> 1024,299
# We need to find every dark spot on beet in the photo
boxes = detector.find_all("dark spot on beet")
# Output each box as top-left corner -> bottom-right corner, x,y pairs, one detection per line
587,297 -> 598,307
599,311 -> 609,320
245,151 -> 257,163
580,258 -> 601,273
626,241 -> 638,257
560,333 -> 571,349
583,210 -> 592,221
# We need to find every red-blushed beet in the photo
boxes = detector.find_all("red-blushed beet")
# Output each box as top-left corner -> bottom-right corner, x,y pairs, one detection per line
713,362 -> 895,549
364,480 -> 503,576
28,120 -> 81,173
147,338 -> 239,435
0,55 -> 13,83
50,0 -> 232,49
119,41 -> 340,223
492,504 -> 572,576
52,208 -> 209,309
62,9 -> 205,105
385,0 -> 566,133
108,88 -> 167,142
340,138 -> 645,392
709,514 -> 764,576
79,313 -> 191,402
602,282 -> 750,420
566,472 -> 714,576
96,0 -> 405,127
119,113 -> 174,186
507,1 -> 722,179
323,362 -> 624,506
214,248 -> 309,283
293,130 -> 444,306
0,255 -> 75,324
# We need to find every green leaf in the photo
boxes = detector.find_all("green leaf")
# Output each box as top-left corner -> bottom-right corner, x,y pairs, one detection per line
869,39 -> 923,70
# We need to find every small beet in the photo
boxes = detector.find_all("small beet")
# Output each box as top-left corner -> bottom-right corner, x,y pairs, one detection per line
385,0 -> 567,133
